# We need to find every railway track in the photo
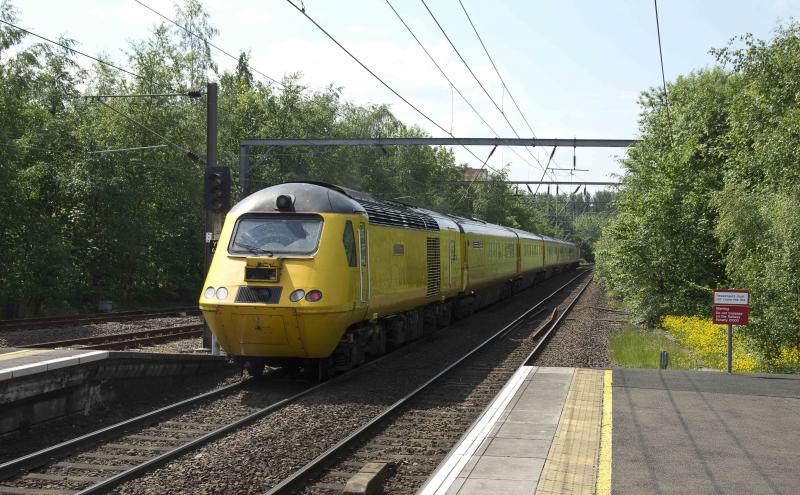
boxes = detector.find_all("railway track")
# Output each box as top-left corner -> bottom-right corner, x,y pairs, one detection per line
0,307 -> 199,332
0,373 -> 315,495
0,321 -> 449,494
21,324 -> 204,350
267,270 -> 593,494
0,269 -> 590,495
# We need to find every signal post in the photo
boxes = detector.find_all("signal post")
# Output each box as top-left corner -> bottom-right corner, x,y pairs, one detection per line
203,82 -> 230,353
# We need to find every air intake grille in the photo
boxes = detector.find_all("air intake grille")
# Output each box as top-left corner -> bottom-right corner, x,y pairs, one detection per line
235,286 -> 282,304
357,199 -> 439,232
426,237 -> 441,297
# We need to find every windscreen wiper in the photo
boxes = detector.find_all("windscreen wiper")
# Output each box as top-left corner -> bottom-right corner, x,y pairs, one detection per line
233,242 -> 274,257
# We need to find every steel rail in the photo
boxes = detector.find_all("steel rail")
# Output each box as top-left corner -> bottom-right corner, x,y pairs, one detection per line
22,324 -> 203,350
3,300 -> 477,493
0,379 -> 247,481
0,306 -> 199,331
523,273 -> 594,365
72,335 -> 424,495
264,268 -> 592,494
1,270 -> 586,494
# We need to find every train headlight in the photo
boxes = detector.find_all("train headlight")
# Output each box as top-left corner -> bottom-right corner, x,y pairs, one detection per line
289,289 -> 305,302
305,290 -> 323,302
204,287 -> 216,299
215,287 -> 228,300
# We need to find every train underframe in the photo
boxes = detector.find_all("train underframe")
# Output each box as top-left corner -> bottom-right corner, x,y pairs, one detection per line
239,262 -> 578,380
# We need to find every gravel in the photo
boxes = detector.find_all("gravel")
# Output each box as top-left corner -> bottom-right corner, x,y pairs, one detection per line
0,315 -> 203,347
135,337 -> 206,354
0,369 -> 242,463
1,372 -> 308,493
530,280 -> 616,368
108,270 -> 589,495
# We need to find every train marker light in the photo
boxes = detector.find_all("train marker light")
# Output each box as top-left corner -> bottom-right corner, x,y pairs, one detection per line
215,287 -> 228,300
306,290 -> 323,302
204,287 -> 216,299
289,289 -> 306,302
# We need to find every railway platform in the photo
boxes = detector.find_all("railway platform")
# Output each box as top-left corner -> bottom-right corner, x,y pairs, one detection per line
420,367 -> 800,495
0,347 -> 228,434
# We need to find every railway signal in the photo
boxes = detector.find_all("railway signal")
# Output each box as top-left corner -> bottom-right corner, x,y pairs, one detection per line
203,166 -> 231,213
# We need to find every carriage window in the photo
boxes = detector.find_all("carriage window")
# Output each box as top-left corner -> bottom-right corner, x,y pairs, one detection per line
343,221 -> 357,267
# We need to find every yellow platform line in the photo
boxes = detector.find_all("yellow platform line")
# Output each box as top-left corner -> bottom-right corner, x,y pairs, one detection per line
0,349 -> 51,361
596,369 -> 613,495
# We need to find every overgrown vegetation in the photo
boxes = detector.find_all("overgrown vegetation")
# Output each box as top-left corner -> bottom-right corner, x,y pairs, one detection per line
0,0 -> 611,315
597,24 -> 800,361
608,326 -> 700,370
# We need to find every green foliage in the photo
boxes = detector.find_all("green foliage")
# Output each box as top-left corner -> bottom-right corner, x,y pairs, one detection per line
596,69 -> 730,324
0,0 -> 608,315
608,327 -> 701,370
597,22 -> 800,355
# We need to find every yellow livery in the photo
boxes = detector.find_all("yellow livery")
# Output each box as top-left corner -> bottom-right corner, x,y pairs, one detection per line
200,182 -> 579,376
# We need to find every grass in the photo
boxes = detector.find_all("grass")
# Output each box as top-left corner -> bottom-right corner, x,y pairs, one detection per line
609,326 -> 703,370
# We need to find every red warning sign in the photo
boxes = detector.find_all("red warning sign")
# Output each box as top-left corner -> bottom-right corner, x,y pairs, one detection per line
713,305 -> 749,325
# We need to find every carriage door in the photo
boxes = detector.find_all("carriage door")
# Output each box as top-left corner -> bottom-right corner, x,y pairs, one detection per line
358,222 -> 370,305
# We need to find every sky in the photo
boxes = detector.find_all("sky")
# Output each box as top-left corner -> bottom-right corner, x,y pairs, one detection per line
8,0 -> 798,193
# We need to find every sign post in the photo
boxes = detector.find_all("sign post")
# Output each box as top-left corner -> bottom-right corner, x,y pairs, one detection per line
712,290 -> 750,374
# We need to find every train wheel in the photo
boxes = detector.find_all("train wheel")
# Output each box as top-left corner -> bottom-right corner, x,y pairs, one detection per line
316,358 -> 334,382
246,359 -> 266,378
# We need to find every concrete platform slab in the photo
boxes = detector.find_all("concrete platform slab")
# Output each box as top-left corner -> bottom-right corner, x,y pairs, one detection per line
422,365 -> 800,495
419,367 -> 609,495
613,369 -> 800,495
0,348 -> 108,379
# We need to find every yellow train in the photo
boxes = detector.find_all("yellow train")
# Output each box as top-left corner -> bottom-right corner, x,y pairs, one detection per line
199,182 -> 579,376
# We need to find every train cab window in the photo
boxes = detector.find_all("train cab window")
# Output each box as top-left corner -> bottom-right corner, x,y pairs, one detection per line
342,221 -> 357,267
229,215 -> 323,256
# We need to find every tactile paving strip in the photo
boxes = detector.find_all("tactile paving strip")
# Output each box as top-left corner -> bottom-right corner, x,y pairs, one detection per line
535,368 -> 604,495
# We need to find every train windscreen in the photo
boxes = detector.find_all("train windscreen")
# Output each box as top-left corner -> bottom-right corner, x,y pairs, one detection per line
229,215 -> 323,256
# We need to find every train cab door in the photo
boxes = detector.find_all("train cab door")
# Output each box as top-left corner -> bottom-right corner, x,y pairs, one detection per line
357,222 -> 370,310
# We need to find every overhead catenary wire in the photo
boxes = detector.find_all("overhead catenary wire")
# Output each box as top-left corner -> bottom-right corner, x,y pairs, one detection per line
283,0 -> 504,177
457,1 -> 540,145
0,18 -> 141,79
95,99 -> 204,164
420,0 -> 552,176
653,0 -> 674,144
457,0 -> 562,181
87,144 -> 168,154
457,145 -> 497,206
133,0 -> 286,89
383,0 -> 542,176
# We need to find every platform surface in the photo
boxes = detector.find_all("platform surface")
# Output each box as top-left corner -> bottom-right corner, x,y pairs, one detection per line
421,366 -> 800,495
0,348 -> 109,381
613,368 -> 800,495
0,347 -> 224,383
419,366 -> 609,495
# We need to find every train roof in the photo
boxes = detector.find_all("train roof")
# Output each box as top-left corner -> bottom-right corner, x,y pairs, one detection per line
230,182 -> 367,216
239,181 -> 576,246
